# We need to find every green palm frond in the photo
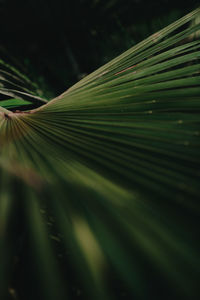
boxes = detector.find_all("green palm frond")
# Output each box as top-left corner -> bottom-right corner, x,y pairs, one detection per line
0,58 -> 47,110
0,8 -> 200,300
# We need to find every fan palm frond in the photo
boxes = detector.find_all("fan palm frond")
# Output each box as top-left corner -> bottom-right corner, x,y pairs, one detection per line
0,8 -> 200,300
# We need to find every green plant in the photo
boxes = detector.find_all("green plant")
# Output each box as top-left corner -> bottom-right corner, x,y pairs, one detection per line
0,8 -> 200,300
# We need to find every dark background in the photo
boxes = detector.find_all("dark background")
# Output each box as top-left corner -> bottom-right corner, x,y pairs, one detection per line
0,0 -> 199,97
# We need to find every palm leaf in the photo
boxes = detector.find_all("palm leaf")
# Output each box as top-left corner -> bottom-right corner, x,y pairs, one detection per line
0,58 -> 47,110
0,8 -> 200,300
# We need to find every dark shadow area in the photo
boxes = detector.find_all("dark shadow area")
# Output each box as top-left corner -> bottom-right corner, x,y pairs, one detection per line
0,0 -> 199,96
